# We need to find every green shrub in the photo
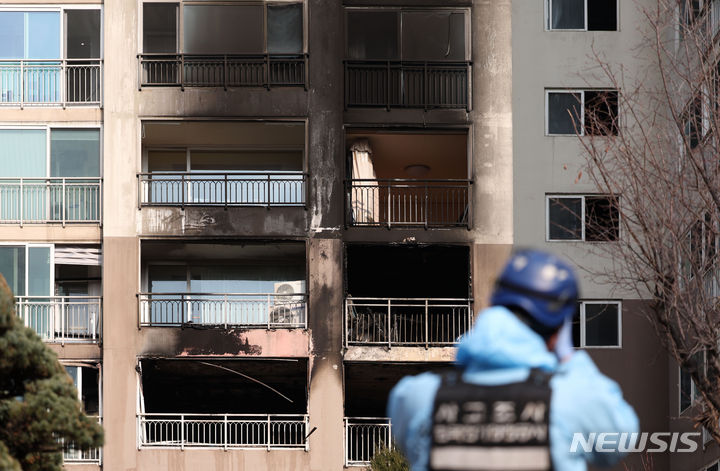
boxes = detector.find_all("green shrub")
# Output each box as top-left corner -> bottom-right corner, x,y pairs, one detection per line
370,446 -> 410,471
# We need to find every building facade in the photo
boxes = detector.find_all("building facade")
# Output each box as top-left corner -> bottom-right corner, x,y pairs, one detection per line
0,0 -> 708,470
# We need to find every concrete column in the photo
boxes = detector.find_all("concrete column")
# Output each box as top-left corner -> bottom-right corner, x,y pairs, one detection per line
307,238 -> 345,471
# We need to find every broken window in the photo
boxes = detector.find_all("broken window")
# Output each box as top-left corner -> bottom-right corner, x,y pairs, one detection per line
547,90 -> 619,136
64,364 -> 101,416
346,9 -> 467,60
138,359 -> 308,449
547,0 -> 618,31
547,195 -> 620,241
345,245 -> 472,346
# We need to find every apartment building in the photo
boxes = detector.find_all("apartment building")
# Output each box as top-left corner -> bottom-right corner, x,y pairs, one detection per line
0,0 -> 706,470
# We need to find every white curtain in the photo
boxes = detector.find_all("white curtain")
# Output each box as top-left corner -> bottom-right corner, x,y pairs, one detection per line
350,139 -> 379,224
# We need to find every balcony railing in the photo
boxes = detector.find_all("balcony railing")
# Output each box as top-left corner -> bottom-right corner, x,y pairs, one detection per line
344,60 -> 471,110
63,416 -> 102,464
138,413 -> 309,450
138,54 -> 308,89
345,297 -> 473,348
138,172 -> 306,208
0,178 -> 101,225
16,296 -> 101,343
0,59 -> 102,107
138,293 -> 307,328
345,417 -> 392,466
347,179 -> 471,228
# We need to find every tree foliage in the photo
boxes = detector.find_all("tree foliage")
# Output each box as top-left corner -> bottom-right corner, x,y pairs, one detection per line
370,446 -> 410,471
0,275 -> 103,470
578,0 -> 720,442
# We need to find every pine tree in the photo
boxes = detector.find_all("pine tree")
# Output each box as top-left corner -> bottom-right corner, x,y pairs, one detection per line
0,275 -> 103,471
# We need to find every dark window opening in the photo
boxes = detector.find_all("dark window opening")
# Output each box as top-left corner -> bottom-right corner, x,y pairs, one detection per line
64,365 -> 100,415
549,0 -> 617,30
548,197 -> 582,240
140,359 -> 308,414
548,92 -> 581,135
583,303 -> 619,346
346,245 -> 469,298
143,3 -> 177,53
683,97 -> 702,149
65,10 -> 101,59
587,0 -> 617,30
585,196 -> 619,241
267,3 -> 303,54
584,90 -> 619,136
346,11 -> 398,60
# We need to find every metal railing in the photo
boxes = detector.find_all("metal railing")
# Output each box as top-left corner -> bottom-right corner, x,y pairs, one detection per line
138,54 -> 308,89
138,293 -> 307,328
348,179 -> 471,228
344,60 -> 471,110
63,416 -> 102,464
16,296 -> 101,343
345,297 -> 473,348
138,414 -> 309,450
345,417 -> 392,466
0,178 -> 101,225
0,59 -> 102,107
138,172 -> 306,208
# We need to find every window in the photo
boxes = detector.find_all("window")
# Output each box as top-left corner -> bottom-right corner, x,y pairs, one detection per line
547,195 -> 620,241
547,0 -> 617,31
572,301 -> 621,348
142,1 -> 303,54
546,90 -> 619,136
64,364 -> 100,416
680,350 -> 706,413
346,9 -> 467,61
0,245 -> 52,297
683,97 -> 703,149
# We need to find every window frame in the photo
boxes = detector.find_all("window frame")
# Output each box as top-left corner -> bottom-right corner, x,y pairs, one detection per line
0,4 -> 103,60
0,242 -> 55,297
545,89 -> 619,136
343,6 -> 472,62
679,350 -> 707,414
546,194 -> 621,242
139,0 -> 306,55
0,124 -> 102,178
545,0 -> 619,32
62,361 -> 102,417
574,300 -> 622,349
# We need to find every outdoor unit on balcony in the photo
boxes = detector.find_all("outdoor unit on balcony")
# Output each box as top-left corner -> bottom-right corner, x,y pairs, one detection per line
270,281 -> 305,326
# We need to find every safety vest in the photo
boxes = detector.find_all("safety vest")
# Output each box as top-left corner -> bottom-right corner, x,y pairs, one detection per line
429,369 -> 553,471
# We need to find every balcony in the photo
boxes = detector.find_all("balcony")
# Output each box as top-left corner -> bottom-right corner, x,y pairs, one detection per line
138,413 -> 309,450
138,172 -> 306,208
138,54 -> 307,89
344,417 -> 391,466
16,296 -> 101,343
63,417 -> 102,464
345,61 -> 471,110
345,297 -> 472,348
348,179 -> 471,228
346,131 -> 470,229
138,292 -> 306,328
0,178 -> 101,225
0,59 -> 102,107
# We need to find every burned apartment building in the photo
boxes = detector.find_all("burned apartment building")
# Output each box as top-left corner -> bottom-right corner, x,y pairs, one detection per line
0,0 -> 693,470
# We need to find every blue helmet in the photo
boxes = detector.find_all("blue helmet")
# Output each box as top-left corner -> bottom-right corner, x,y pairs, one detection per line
490,249 -> 579,328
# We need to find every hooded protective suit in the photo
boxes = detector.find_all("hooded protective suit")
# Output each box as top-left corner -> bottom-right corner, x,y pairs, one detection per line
387,306 -> 639,471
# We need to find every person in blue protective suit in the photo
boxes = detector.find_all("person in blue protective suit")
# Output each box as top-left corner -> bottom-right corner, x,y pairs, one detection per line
387,249 -> 639,471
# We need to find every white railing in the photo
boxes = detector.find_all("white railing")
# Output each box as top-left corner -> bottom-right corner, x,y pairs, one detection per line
345,417 -> 392,466
63,416 -> 102,464
0,59 -> 102,107
138,172 -> 306,207
0,178 -> 101,225
138,293 -> 307,328
345,297 -> 473,347
138,414 -> 309,450
16,296 -> 101,343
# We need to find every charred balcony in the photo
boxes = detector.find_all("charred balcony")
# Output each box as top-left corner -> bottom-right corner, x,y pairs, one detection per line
345,130 -> 471,229
139,121 -> 307,237
344,245 -> 472,349
139,241 -> 307,330
137,358 -> 309,450
344,362 -> 453,466
344,8 -> 471,110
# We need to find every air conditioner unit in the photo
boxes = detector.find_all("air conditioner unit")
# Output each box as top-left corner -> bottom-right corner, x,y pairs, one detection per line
270,281 -> 306,326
